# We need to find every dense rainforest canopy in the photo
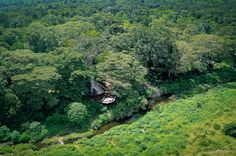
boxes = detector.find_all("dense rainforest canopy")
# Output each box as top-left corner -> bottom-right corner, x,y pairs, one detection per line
0,0 -> 235,155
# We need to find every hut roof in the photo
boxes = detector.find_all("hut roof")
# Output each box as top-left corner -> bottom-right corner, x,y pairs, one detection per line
90,80 -> 117,104
91,80 -> 105,95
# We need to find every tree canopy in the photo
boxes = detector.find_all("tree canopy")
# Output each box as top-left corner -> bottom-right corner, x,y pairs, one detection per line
0,0 -> 235,151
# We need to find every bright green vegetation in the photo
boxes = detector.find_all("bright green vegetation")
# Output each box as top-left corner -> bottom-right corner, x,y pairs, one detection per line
0,0 -> 236,155
1,82 -> 235,155
75,82 -> 236,156
67,102 -> 88,126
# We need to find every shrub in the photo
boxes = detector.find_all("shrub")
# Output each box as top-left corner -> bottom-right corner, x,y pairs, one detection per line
91,119 -> 102,130
27,122 -> 49,143
91,112 -> 114,129
67,102 -> 87,125
19,132 -> 31,143
0,125 -> 11,143
11,130 -> 21,144
223,123 -> 236,138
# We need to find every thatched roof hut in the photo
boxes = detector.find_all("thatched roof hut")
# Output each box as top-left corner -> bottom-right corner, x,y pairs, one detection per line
91,80 -> 105,95
90,80 -> 116,104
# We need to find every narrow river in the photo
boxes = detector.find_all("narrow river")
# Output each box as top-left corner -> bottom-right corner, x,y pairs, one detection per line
93,95 -> 173,135
37,95 -> 173,149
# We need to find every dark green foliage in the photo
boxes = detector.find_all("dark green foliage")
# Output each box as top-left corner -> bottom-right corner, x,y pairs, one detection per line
1,89 -> 22,126
0,126 -> 11,143
11,67 -> 61,121
45,113 -> 67,125
41,14 -> 65,26
132,27 -> 178,78
26,23 -> 59,52
223,123 -> 236,138
0,1 -> 235,155
0,28 -> 23,49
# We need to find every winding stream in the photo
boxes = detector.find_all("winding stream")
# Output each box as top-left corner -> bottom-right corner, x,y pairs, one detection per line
94,95 -> 173,135
37,95 -> 173,149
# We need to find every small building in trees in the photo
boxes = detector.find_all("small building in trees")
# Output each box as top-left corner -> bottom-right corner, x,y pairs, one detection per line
90,80 -> 116,105
91,80 -> 105,95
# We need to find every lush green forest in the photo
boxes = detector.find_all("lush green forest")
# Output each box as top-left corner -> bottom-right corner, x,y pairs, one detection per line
0,0 -> 235,155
